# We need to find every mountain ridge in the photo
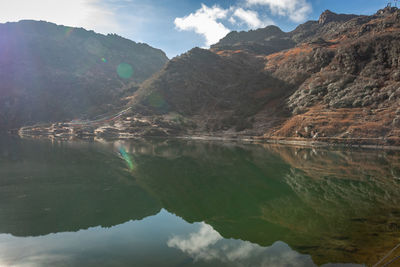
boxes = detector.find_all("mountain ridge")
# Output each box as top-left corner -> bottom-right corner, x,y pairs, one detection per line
16,8 -> 400,146
0,20 -> 168,130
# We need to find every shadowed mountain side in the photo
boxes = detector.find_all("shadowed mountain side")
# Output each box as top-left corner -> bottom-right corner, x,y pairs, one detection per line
0,20 -> 168,130
132,48 -> 292,133
0,136 -> 161,237
121,140 -> 400,266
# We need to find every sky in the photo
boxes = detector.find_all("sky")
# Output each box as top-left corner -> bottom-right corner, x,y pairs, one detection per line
0,0 -> 392,58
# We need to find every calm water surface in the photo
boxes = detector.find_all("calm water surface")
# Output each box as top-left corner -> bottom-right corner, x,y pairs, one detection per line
0,135 -> 400,267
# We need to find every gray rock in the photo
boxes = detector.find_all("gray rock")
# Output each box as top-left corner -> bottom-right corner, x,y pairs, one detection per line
393,116 -> 400,127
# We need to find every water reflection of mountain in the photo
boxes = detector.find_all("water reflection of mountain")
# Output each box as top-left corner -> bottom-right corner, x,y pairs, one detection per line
1,137 -> 400,265
0,136 -> 161,236
127,140 -> 400,266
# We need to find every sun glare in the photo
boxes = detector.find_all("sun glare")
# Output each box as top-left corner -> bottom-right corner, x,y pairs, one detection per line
0,0 -> 119,34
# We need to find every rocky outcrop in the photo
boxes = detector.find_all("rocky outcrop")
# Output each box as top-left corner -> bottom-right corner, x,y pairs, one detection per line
211,25 -> 296,55
267,9 -> 400,145
318,10 -> 359,25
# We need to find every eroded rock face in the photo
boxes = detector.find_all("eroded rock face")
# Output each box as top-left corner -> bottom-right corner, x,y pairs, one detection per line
318,10 -> 359,25
269,10 -> 400,143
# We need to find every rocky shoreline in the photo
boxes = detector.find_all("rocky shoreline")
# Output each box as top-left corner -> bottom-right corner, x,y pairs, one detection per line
15,120 -> 400,150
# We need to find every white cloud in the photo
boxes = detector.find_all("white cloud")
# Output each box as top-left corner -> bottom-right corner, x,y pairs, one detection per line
174,4 -> 230,46
0,0 -> 120,34
228,16 -> 237,24
246,0 -> 312,23
232,8 -> 274,28
173,1 -> 308,47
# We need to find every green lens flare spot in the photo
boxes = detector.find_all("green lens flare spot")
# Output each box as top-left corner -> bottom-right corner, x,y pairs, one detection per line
119,147 -> 134,171
101,57 -> 107,63
117,63 -> 133,79
148,92 -> 167,109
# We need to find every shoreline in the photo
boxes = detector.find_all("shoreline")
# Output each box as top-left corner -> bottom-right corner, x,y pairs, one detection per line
177,135 -> 400,151
15,130 -> 400,151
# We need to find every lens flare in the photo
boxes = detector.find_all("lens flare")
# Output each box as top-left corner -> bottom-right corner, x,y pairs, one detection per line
101,57 -> 107,63
117,63 -> 133,79
119,146 -> 134,171
65,27 -> 74,37
148,92 -> 167,108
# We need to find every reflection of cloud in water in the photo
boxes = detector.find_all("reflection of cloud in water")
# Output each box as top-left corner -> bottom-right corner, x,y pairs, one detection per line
167,222 -> 316,267
167,223 -> 222,261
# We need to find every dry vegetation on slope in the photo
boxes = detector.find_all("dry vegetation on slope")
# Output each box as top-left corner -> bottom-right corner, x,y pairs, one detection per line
263,8 -> 400,145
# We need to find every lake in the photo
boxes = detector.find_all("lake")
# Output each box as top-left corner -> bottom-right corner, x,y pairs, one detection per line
0,135 -> 399,266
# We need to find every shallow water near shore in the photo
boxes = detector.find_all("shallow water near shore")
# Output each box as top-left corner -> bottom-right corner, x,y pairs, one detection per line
0,135 -> 400,266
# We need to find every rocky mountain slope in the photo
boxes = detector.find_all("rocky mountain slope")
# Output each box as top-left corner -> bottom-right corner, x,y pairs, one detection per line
0,20 -> 168,130
126,7 -> 399,146
19,8 -> 400,146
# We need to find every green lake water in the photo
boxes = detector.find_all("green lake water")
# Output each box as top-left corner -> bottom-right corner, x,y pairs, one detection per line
0,135 -> 400,266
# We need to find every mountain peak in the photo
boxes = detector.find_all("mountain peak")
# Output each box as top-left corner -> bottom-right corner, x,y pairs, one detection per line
211,24 -> 295,55
318,9 -> 358,25
376,6 -> 399,15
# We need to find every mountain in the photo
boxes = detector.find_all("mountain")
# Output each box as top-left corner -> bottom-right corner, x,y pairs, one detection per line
18,8 -> 400,146
210,25 -> 296,55
125,7 -> 399,145
0,20 -> 168,130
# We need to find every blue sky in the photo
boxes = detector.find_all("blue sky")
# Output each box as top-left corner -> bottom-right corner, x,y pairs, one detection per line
0,0 -> 392,58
